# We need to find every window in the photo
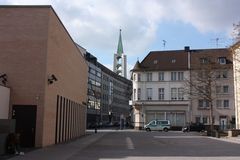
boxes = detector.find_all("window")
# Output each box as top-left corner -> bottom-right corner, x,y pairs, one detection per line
200,58 -> 209,64
198,86 -> 204,94
198,70 -> 208,79
178,72 -> 184,80
198,99 -> 209,108
178,88 -> 184,100
159,88 -> 164,100
216,86 -> 221,93
195,117 -> 201,123
133,89 -> 136,100
96,71 -> 101,78
203,116 -> 208,124
154,60 -> 158,64
146,88 -> 152,100
171,72 -> 177,81
223,86 -> 229,93
222,71 -> 228,78
216,100 -> 222,108
159,72 -> 164,81
171,59 -> 176,63
133,74 -> 136,81
89,67 -> 96,74
146,73 -> 152,81
218,57 -> 226,64
137,73 -> 141,81
216,70 -> 228,78
216,71 -> 221,78
171,88 -> 177,100
223,100 -> 229,108
137,88 -> 141,100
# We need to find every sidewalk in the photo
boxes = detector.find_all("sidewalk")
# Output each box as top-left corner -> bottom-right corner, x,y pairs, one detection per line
6,132 -> 108,160
209,136 -> 240,144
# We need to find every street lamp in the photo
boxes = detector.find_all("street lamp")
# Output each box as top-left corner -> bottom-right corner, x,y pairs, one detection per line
141,102 -> 145,129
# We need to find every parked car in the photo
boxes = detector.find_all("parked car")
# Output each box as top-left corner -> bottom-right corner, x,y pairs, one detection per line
144,120 -> 171,132
182,123 -> 205,132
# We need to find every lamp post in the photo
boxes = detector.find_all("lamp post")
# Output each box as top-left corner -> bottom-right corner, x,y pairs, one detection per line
141,102 -> 145,129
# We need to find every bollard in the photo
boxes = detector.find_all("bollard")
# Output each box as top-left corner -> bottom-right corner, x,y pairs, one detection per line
95,126 -> 97,133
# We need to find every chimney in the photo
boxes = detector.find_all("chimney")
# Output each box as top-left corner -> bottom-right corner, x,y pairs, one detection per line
184,46 -> 190,52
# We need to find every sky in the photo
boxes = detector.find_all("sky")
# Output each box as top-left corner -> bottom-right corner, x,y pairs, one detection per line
1,0 -> 240,78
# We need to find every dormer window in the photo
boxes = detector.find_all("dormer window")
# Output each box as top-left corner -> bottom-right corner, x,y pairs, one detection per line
153,60 -> 158,64
218,57 -> 226,64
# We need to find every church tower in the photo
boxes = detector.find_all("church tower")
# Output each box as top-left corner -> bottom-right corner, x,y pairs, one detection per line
113,29 -> 127,78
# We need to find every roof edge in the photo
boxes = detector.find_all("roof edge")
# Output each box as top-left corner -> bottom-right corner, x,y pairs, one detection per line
0,5 -> 52,8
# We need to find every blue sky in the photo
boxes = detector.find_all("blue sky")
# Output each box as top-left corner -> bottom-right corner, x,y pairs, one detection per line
1,0 -> 240,78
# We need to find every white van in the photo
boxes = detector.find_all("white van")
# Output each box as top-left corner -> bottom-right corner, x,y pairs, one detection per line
144,120 -> 171,132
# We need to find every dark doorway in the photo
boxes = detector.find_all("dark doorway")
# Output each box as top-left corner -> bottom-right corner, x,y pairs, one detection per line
12,105 -> 37,147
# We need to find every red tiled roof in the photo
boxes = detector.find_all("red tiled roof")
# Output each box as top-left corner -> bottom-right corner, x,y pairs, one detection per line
132,50 -> 189,71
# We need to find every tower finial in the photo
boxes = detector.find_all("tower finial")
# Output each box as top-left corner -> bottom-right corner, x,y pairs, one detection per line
117,29 -> 123,55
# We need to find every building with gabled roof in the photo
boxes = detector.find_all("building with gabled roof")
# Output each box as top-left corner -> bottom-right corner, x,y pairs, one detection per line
131,48 -> 190,130
131,47 -> 235,130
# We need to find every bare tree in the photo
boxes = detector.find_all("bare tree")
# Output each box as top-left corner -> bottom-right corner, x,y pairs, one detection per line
185,54 -> 232,135
232,22 -> 240,43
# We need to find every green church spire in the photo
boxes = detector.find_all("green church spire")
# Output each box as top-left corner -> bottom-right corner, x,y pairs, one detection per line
117,29 -> 124,55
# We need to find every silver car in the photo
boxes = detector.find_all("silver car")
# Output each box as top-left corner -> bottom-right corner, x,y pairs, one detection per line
144,120 -> 171,132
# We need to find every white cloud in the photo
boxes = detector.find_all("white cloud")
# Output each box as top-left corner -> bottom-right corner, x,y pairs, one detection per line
173,0 -> 240,33
2,0 -> 240,63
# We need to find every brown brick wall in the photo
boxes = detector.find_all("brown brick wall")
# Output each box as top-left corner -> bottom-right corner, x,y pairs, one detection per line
0,7 -> 50,147
0,6 -> 88,147
42,9 -> 88,146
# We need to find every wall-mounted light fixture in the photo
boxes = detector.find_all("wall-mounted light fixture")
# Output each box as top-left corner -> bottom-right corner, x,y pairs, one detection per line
0,73 -> 7,86
48,74 -> 58,85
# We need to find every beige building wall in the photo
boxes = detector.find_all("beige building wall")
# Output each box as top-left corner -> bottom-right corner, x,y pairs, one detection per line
42,9 -> 88,146
190,49 -> 235,128
0,85 -> 10,119
0,6 -> 88,147
232,43 -> 240,129
0,7 -> 50,147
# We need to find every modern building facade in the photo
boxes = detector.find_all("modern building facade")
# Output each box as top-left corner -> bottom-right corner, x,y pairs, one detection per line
85,52 -> 132,128
100,63 -> 132,125
132,47 -> 235,130
85,53 -> 102,128
113,29 -> 127,78
0,6 -> 88,147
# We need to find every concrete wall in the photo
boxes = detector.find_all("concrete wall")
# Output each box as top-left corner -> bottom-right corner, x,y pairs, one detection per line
0,86 -> 10,119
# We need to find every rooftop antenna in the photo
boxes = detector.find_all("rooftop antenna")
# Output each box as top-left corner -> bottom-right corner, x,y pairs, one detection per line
215,38 -> 219,48
162,40 -> 166,49
210,37 -> 224,48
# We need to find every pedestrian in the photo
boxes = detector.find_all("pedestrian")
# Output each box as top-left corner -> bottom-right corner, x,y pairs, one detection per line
14,133 -> 21,155
6,133 -> 24,155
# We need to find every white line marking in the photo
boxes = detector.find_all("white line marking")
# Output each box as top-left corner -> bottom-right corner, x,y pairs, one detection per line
154,136 -> 204,139
126,137 -> 135,150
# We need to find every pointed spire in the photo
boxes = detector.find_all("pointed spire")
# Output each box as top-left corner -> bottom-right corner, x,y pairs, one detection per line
117,29 -> 124,55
